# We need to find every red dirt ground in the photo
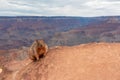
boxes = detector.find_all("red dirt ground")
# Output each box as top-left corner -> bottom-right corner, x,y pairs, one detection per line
1,42 -> 120,80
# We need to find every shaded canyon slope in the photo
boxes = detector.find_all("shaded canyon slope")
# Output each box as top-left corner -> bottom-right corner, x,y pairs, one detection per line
1,43 -> 120,80
49,17 -> 120,46
1,16 -> 120,49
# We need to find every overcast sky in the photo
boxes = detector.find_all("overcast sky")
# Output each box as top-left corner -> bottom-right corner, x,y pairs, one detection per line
0,0 -> 120,16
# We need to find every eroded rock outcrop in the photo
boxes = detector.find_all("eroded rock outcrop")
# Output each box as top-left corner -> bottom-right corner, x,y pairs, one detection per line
15,43 -> 120,80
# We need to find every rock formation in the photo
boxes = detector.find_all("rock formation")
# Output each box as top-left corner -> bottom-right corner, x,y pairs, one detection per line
1,43 -> 120,80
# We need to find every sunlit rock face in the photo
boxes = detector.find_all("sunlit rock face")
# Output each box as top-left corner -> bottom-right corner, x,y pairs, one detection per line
1,43 -> 119,80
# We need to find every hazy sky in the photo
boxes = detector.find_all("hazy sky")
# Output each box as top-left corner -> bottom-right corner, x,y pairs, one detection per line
0,0 -> 120,16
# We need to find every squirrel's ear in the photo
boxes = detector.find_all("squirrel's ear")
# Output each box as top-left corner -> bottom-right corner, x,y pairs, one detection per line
40,39 -> 44,42
35,40 -> 38,43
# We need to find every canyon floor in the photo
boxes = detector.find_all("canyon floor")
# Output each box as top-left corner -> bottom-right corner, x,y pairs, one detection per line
0,42 -> 120,80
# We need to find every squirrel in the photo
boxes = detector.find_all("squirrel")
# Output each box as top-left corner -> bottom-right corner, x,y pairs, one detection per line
28,40 -> 48,61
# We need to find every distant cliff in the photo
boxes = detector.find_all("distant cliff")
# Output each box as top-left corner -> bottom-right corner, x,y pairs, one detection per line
0,16 -> 120,49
